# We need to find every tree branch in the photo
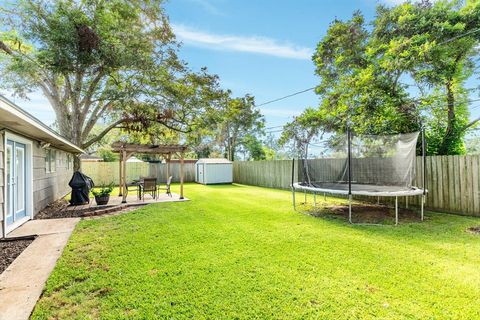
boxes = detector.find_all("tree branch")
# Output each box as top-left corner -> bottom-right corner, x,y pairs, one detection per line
82,118 -> 126,149
461,116 -> 480,132
80,69 -> 105,113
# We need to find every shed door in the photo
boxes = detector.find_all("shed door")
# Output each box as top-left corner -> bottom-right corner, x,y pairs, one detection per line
197,163 -> 204,183
6,140 -> 27,226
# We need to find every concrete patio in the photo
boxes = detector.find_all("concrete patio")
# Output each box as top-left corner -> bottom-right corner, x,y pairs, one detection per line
66,192 -> 189,214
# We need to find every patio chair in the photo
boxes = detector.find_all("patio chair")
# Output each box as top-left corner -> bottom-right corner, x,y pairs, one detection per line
140,178 -> 157,200
158,176 -> 173,197
127,179 -> 141,199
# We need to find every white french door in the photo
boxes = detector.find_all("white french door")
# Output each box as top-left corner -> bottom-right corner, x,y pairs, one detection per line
6,140 -> 27,226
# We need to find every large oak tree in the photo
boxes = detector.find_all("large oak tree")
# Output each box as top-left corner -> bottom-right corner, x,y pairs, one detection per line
0,0 -> 223,168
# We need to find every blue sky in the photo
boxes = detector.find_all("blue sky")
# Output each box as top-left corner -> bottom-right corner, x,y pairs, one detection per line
3,0 -> 479,137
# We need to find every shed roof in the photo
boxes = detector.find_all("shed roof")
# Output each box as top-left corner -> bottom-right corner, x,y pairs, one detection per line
0,95 -> 84,154
196,158 -> 232,164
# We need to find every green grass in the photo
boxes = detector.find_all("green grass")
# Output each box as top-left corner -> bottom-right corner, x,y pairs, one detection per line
32,184 -> 480,319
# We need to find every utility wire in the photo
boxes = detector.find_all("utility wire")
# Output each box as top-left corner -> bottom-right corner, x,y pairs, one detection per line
264,125 -> 284,130
255,87 -> 316,107
435,27 -> 480,46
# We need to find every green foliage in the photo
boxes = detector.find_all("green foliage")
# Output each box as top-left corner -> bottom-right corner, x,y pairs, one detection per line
185,92 -> 264,160
284,1 -> 480,155
241,134 -> 266,160
465,133 -> 480,155
96,148 -> 118,162
91,184 -> 114,197
373,0 -> 480,155
32,184 -> 480,319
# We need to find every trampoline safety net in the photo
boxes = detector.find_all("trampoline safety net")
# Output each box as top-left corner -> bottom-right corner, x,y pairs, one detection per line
299,132 -> 420,194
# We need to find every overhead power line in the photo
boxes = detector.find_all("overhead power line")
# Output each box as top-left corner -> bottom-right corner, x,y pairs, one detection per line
255,87 -> 316,107
436,27 -> 480,46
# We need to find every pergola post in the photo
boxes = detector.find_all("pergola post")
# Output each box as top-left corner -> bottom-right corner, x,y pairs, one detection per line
166,153 -> 171,183
180,152 -> 184,199
122,150 -> 127,203
119,153 -> 123,197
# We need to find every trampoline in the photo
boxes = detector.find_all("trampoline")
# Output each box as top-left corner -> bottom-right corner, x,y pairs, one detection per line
291,130 -> 427,225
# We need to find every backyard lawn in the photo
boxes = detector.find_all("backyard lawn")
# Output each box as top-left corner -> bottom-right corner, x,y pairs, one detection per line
32,184 -> 480,319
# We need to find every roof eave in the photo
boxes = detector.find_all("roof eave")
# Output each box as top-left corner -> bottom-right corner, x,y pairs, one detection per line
0,95 -> 84,154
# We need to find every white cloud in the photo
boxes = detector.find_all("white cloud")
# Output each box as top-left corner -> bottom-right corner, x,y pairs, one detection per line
188,0 -> 224,15
172,24 -> 313,60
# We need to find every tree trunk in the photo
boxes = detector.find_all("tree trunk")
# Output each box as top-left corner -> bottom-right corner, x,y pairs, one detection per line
230,137 -> 236,161
73,156 -> 81,172
438,80 -> 456,155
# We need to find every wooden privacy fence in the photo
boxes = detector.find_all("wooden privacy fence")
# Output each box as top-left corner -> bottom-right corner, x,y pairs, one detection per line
82,162 -> 149,186
233,156 -> 480,217
148,162 -> 196,183
82,162 -> 196,186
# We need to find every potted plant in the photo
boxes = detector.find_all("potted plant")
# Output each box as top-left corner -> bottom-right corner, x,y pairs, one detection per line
92,184 -> 114,206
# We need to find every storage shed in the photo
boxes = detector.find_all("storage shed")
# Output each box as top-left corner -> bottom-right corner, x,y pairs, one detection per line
195,158 -> 233,185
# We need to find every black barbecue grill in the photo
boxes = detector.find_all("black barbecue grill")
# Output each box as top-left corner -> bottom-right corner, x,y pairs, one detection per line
69,171 -> 94,205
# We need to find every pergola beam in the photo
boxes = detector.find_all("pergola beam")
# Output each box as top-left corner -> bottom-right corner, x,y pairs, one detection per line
111,142 -> 187,154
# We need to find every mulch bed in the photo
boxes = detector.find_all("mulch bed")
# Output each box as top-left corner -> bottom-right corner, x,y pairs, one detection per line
0,236 -> 35,274
35,198 -> 145,219
304,203 -> 422,224
467,226 -> 480,235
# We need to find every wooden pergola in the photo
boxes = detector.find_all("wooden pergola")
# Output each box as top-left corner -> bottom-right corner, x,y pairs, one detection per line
111,142 -> 188,203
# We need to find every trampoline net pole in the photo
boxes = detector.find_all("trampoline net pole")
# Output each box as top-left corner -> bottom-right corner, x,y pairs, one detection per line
291,158 -> 295,187
422,127 -> 426,195
348,127 -> 352,223
291,158 -> 296,210
347,127 -> 352,196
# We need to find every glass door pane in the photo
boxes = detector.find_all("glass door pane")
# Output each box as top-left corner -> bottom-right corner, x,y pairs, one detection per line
6,142 -> 13,224
15,144 -> 26,217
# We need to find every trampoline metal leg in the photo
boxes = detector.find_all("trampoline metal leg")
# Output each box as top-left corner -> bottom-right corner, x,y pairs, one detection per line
314,193 -> 317,207
348,195 -> 352,224
377,196 -> 380,205
292,187 -> 296,211
421,195 -> 425,221
304,190 -> 307,204
395,196 -> 398,225
406,196 -> 409,209
324,193 -> 326,202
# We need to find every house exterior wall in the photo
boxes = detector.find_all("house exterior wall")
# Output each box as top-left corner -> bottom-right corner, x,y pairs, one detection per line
32,144 -> 73,214
1,130 -> 74,236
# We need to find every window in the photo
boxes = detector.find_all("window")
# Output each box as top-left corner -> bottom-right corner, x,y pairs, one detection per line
45,149 -> 56,173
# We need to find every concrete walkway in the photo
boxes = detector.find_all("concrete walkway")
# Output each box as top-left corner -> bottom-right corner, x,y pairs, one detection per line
0,218 -> 80,320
